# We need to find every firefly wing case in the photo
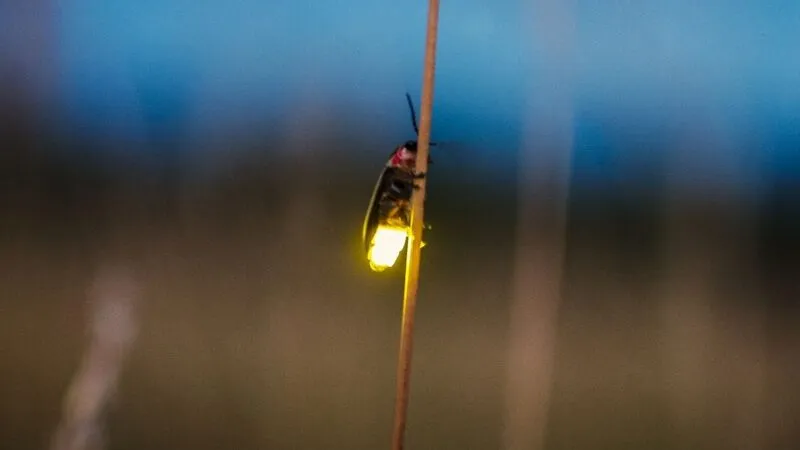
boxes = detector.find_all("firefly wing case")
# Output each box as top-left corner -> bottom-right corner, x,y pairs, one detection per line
362,165 -> 415,254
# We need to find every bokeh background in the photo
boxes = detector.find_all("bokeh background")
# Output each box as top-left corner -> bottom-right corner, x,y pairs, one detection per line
2,1 -> 798,449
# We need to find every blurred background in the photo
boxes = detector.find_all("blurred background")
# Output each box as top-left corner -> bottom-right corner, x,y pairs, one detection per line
1,1 -> 798,449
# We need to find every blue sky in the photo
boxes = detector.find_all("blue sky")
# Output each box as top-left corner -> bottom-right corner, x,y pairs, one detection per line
53,0 -> 800,185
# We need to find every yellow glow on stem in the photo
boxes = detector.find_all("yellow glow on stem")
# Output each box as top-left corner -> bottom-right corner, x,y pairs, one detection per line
368,225 -> 409,272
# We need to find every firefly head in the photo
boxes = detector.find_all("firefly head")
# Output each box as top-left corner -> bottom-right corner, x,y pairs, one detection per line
403,140 -> 438,152
402,140 -> 435,165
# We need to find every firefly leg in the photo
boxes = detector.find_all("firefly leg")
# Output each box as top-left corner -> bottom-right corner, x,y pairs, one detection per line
420,223 -> 431,248
411,174 -> 426,191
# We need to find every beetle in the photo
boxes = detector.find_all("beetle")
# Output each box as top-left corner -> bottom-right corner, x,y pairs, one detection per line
362,93 -> 435,272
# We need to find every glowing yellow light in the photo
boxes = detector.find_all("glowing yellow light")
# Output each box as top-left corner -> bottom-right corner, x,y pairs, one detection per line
368,225 -> 409,272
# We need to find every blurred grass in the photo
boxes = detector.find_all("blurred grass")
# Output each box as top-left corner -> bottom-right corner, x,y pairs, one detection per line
0,141 -> 798,449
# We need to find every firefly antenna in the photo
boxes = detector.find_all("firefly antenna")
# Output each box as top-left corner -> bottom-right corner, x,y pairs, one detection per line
405,92 -> 419,136
405,92 -> 438,147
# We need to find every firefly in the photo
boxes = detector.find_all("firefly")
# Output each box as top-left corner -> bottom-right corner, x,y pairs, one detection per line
362,93 -> 435,272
